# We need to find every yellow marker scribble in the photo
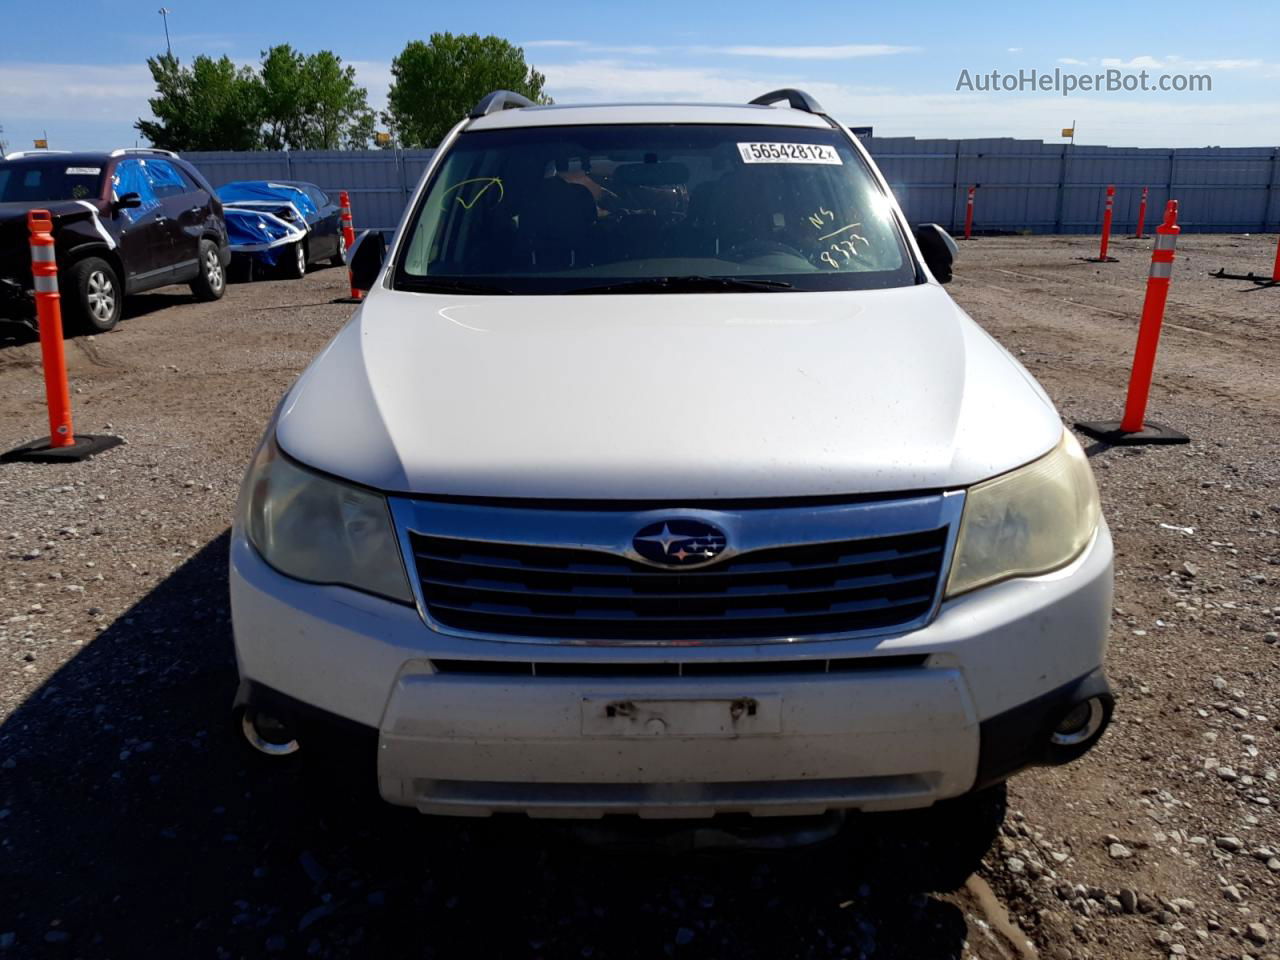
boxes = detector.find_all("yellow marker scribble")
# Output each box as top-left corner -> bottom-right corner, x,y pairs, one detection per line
441,177 -> 505,210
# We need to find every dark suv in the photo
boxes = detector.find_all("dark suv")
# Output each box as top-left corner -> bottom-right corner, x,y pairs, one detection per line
0,148 -> 230,336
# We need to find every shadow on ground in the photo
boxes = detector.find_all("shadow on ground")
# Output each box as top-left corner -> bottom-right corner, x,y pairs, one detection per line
0,534 -> 1004,958
0,290 -> 205,349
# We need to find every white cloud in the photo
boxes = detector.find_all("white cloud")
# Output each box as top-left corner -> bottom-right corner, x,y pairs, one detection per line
1099,54 -> 1269,73
538,58 -> 1278,147
1100,55 -> 1166,70
0,62 -> 153,119
704,44 -> 919,59
1007,47 -> 1023,54
1058,57 -> 1087,65
522,40 -> 588,49
5,53 -> 1277,152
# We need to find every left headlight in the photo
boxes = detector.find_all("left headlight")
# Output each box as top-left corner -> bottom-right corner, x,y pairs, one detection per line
238,434 -> 414,604
945,430 -> 1101,598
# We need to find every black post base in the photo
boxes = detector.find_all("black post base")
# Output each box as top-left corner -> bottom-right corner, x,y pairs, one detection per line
1074,420 -> 1189,446
331,296 -> 364,304
2,434 -> 124,464
1081,256 -> 1119,263
1209,268 -> 1278,287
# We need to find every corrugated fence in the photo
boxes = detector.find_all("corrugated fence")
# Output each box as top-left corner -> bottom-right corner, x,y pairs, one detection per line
184,138 -> 1280,237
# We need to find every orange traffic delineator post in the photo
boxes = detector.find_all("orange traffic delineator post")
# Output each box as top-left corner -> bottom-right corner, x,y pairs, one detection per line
962,185 -> 976,240
1076,201 -> 1189,446
1209,232 -> 1280,288
2,211 -> 122,464
1130,186 -> 1148,239
336,190 -> 363,303
1083,185 -> 1119,262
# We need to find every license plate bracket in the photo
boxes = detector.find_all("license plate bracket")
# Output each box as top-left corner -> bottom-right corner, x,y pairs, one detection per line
580,695 -> 782,737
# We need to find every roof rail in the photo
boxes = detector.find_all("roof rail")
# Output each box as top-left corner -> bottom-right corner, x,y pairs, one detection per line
749,89 -> 826,115
110,147 -> 180,158
3,149 -> 73,160
469,90 -> 536,119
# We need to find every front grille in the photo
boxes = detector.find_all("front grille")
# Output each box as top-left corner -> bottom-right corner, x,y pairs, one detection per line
409,526 -> 948,641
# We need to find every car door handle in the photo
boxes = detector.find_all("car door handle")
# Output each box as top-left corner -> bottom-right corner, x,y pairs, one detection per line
190,206 -> 202,214
155,215 -> 169,223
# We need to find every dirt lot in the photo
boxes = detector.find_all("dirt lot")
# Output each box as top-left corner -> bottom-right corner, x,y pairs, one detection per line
1,235 -> 1277,959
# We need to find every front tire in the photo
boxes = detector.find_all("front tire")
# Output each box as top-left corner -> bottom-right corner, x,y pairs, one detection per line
281,240 -> 307,279
329,231 -> 346,268
65,257 -> 123,334
190,239 -> 226,301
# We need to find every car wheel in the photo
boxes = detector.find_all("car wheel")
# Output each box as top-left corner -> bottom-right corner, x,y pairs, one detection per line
190,240 -> 226,301
65,257 -> 123,334
330,231 -> 346,268
281,240 -> 307,279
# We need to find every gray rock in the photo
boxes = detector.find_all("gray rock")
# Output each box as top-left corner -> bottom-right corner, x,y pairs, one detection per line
1109,842 -> 1134,859
1223,885 -> 1244,903
1215,836 -> 1244,852
1119,889 -> 1139,913
1245,923 -> 1268,945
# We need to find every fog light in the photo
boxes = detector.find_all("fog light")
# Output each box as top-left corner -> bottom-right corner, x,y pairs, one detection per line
1050,697 -> 1106,746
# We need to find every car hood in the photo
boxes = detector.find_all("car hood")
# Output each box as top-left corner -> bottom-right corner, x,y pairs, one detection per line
276,283 -> 1063,499
0,200 -> 108,250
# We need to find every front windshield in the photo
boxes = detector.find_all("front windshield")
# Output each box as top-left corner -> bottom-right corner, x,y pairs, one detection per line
395,124 -> 916,294
0,161 -> 105,203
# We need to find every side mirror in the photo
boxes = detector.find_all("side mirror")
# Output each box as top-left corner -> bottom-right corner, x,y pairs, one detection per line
348,229 -> 386,292
913,223 -> 958,284
113,192 -> 142,212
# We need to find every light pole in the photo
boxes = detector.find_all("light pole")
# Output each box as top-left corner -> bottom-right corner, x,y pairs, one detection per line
158,7 -> 172,57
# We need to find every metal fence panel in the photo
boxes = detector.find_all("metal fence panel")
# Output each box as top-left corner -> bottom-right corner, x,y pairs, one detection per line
181,138 -> 1280,237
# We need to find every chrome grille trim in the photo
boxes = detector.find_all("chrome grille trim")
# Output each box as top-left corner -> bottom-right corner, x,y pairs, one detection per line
389,492 -> 964,646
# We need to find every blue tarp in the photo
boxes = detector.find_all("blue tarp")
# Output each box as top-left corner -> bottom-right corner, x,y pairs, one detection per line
216,181 -> 314,265
216,181 -> 319,222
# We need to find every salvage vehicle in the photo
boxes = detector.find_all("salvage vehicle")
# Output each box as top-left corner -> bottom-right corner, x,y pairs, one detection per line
231,90 -> 1114,819
0,148 -> 228,335
215,180 -> 345,280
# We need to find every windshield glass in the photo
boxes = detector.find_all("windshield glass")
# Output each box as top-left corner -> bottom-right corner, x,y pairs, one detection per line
0,161 -> 106,203
395,124 -> 915,294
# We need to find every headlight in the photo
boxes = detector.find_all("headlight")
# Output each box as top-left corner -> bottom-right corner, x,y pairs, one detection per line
238,435 -> 414,603
946,430 -> 1100,597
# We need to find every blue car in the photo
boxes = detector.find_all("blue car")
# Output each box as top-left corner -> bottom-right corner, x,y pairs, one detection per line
215,180 -> 345,280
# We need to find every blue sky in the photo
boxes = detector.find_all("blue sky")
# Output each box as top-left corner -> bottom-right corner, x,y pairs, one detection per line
2,0 -> 1277,151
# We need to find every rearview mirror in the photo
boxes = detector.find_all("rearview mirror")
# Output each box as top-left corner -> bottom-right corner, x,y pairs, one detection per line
913,223 -> 958,284
348,229 -> 386,292
113,192 -> 142,212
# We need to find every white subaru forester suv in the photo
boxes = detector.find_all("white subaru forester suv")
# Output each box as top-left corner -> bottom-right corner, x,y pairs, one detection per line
230,89 -> 1114,818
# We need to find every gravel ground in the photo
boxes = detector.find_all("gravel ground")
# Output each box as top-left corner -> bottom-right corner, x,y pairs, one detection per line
0,234 -> 1277,958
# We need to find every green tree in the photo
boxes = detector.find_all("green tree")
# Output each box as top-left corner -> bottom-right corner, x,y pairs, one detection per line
386,33 -> 551,148
135,53 -> 264,151
259,45 -> 375,150
137,47 -> 375,151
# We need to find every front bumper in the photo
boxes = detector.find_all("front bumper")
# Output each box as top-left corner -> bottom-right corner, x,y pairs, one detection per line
230,521 -> 1114,817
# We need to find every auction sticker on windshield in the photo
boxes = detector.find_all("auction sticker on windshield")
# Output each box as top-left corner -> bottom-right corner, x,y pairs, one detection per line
737,142 -> 842,164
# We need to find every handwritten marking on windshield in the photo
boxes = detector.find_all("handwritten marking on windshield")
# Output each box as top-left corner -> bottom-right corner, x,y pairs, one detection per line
441,177 -> 505,210
818,222 -> 864,242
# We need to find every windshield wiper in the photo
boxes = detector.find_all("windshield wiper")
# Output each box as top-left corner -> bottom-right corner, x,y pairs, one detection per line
566,276 -> 794,294
402,277 -> 513,295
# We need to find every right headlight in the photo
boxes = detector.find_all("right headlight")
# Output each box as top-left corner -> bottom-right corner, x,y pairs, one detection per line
945,430 -> 1100,598
238,433 -> 414,604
